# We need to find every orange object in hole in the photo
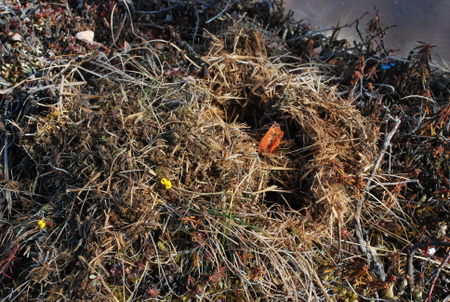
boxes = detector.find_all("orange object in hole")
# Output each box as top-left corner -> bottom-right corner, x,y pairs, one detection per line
258,123 -> 284,154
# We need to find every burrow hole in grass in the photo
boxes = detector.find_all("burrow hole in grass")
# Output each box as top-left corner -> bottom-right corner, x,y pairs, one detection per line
220,95 -> 315,212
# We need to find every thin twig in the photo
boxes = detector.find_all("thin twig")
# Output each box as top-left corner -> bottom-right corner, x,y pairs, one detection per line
2,134 -> 12,215
368,117 -> 402,187
192,6 -> 200,44
424,250 -> 450,302
135,5 -> 180,15
286,12 -> 368,43
354,18 -> 365,47
354,116 -> 401,282
407,239 -> 450,290
205,0 -> 231,24
368,179 -> 419,190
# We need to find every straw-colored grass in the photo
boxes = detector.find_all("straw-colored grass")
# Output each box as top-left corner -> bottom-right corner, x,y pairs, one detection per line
2,4 -> 448,301
0,21 -> 380,301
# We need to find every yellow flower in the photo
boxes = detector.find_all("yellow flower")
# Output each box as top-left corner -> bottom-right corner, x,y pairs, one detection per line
160,178 -> 172,189
37,220 -> 46,229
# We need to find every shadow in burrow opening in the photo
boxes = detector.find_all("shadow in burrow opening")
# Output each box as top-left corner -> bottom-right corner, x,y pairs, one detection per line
220,95 -> 315,212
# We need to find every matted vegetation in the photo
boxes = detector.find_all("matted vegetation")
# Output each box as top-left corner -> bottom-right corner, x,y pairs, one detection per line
0,1 -> 448,301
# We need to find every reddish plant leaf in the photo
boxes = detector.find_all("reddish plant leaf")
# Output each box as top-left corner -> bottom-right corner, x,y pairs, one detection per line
258,123 -> 284,154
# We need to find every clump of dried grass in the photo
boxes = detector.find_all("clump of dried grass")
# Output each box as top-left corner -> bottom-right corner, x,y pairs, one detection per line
1,19 -> 380,302
196,21 -> 379,234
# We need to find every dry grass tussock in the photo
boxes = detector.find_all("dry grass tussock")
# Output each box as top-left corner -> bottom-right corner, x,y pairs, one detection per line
197,23 -> 379,232
1,24 -> 380,301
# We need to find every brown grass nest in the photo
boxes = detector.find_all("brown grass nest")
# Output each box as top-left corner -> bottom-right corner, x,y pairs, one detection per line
1,21 -> 380,301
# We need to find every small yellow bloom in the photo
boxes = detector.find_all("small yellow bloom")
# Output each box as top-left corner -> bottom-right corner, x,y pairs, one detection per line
37,220 -> 46,229
160,178 -> 172,189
